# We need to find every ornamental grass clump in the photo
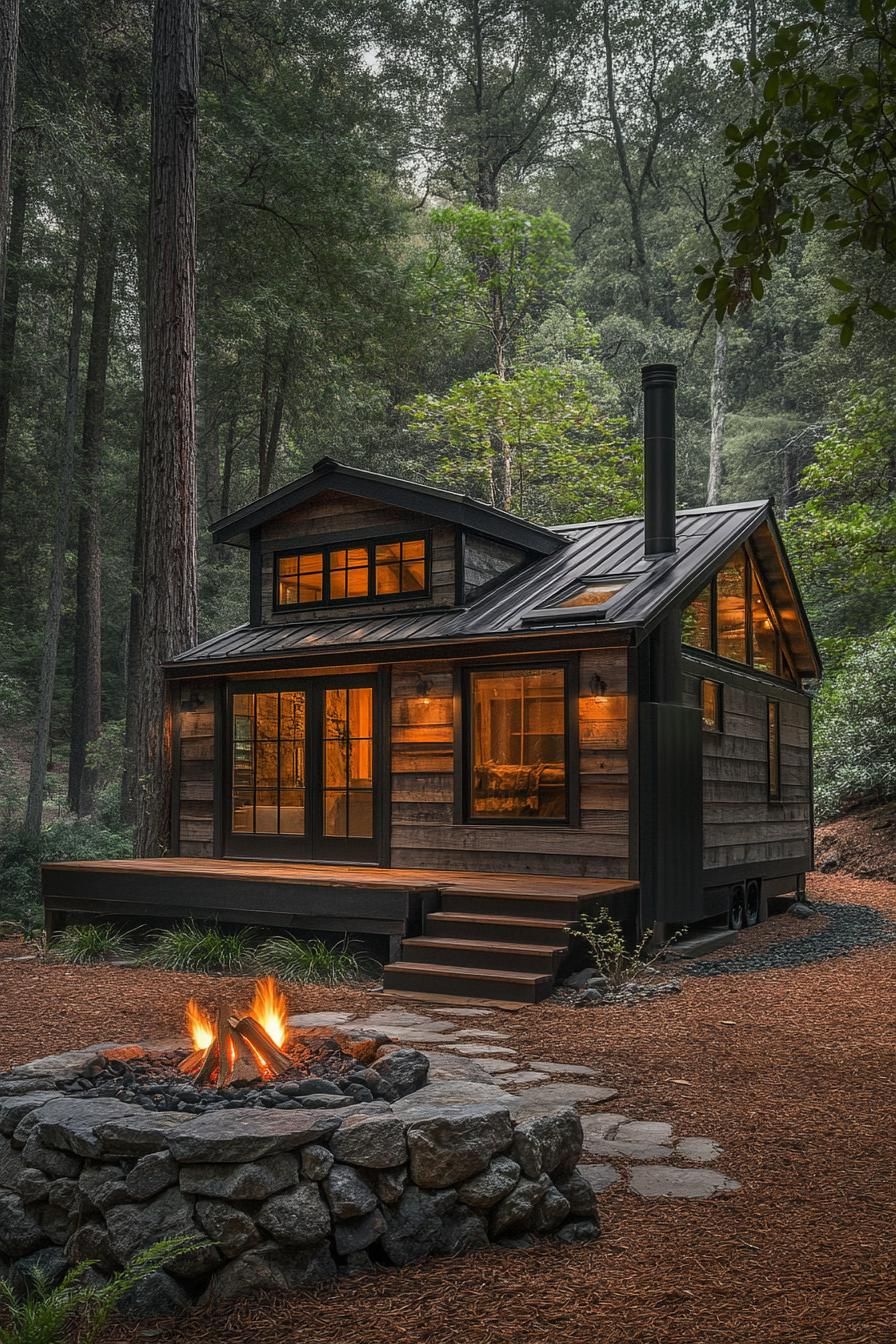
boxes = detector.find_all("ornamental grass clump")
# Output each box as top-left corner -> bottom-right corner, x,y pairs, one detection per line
145,920 -> 254,974
50,922 -> 137,965
257,933 -> 377,985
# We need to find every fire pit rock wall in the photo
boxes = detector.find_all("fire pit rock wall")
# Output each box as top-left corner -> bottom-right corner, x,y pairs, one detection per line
0,1043 -> 599,1315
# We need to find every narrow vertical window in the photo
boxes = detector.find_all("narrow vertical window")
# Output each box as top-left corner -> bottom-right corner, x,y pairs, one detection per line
329,547 -> 369,600
750,561 -> 779,674
468,667 -> 567,820
701,679 -> 722,731
716,549 -> 747,663
683,585 -> 713,650
767,699 -> 781,801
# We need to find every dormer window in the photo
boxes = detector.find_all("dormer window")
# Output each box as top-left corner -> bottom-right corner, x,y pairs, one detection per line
274,534 -> 430,610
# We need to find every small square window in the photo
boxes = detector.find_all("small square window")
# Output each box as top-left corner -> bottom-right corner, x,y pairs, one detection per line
375,538 -> 427,596
277,551 -> 323,606
330,547 -> 369,601
701,679 -> 723,732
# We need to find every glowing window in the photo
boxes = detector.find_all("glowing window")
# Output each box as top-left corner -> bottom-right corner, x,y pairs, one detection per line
231,690 -> 306,836
751,564 -> 779,674
375,537 -> 426,595
701,679 -> 722,731
277,552 -> 324,607
469,667 -> 567,821
716,549 -> 747,663
559,583 -> 623,608
683,585 -> 712,650
329,547 -> 369,601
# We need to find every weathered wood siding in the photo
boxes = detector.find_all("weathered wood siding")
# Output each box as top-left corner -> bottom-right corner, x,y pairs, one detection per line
258,490 -> 456,623
389,650 -> 631,878
682,656 -> 812,874
174,681 -> 216,857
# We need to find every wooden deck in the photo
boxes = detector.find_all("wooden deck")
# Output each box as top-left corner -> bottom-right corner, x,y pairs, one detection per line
42,858 -> 639,1004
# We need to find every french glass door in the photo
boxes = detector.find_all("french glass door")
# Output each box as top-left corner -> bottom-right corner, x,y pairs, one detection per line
227,676 -> 379,863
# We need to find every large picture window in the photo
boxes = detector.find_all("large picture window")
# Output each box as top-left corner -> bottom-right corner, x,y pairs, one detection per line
274,535 -> 429,609
468,666 -> 567,821
231,690 -> 306,836
683,547 -> 789,680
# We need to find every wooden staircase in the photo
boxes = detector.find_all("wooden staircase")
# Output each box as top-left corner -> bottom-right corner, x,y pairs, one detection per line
382,878 -> 639,1004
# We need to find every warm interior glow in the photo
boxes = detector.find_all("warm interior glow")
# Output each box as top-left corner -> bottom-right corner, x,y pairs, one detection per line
186,998 -> 215,1053
249,976 -> 289,1049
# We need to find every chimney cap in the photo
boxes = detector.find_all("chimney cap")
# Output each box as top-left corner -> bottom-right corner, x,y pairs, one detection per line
641,363 -> 678,389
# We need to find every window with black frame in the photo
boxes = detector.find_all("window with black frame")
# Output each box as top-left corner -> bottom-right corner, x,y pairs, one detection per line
468,667 -> 567,821
274,536 -> 428,609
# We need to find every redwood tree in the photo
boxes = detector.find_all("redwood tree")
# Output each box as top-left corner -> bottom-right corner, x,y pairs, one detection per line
133,0 -> 199,855
0,0 -> 18,526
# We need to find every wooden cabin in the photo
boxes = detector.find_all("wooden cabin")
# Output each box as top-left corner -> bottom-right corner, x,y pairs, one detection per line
43,364 -> 821,1002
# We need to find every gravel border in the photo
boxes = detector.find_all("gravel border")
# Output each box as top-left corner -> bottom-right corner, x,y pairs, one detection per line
683,901 -> 896,977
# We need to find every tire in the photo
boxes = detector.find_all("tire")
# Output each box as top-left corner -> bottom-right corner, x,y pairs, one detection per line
745,879 -> 761,927
729,884 -> 746,931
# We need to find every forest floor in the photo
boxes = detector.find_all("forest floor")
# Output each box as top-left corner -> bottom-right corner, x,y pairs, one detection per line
3,870 -> 895,1344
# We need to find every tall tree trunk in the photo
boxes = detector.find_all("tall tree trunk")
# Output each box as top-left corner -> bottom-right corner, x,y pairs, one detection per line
220,409 -> 236,517
133,0 -> 199,857
601,0 -> 651,313
706,321 -> 727,506
68,204 -> 117,815
0,162 -> 26,524
24,200 -> 89,835
258,332 -> 292,497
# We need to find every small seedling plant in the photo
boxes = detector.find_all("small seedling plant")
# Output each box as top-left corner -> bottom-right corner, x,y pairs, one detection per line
566,909 -> 685,991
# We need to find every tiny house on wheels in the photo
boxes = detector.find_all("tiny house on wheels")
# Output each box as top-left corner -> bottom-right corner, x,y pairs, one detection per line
43,364 -> 821,1003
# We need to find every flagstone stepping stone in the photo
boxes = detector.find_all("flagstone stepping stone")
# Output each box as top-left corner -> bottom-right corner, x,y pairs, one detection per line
496,1071 -> 551,1085
354,1025 -> 462,1043
440,1044 -> 517,1056
629,1166 -> 740,1199
421,1053 -> 495,1084
675,1137 -> 722,1164
392,1081 -> 515,1114
615,1121 -> 674,1144
525,1062 -> 597,1077
585,1137 -> 673,1161
475,1059 -> 519,1075
364,1011 -> 439,1027
431,1008 -> 493,1017
509,1084 -> 619,1117
579,1114 -> 629,1142
577,1163 -> 620,1193
287,1012 -> 356,1028
454,1030 -> 511,1040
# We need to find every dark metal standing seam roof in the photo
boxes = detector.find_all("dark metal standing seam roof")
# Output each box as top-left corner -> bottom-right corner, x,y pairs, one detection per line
168,499 -> 823,677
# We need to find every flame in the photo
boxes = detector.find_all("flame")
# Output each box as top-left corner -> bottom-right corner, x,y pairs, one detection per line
186,998 -> 214,1053
249,976 -> 288,1049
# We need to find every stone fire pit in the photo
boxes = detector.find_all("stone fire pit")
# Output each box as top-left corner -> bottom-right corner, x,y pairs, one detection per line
0,1023 -> 598,1316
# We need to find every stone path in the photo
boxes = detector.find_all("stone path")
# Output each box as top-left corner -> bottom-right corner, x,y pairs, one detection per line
289,1007 -> 740,1202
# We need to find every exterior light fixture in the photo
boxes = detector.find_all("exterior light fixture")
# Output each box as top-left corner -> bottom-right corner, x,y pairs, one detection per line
415,674 -> 433,704
589,672 -> 608,699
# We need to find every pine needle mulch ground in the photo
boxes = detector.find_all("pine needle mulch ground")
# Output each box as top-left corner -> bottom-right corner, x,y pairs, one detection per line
3,873 -> 895,1344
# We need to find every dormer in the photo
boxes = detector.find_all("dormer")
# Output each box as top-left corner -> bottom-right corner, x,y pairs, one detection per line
210,458 -> 565,628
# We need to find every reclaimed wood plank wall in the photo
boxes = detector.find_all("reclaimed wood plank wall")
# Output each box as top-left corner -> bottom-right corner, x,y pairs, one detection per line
258,491 -> 456,623
390,650 -> 631,879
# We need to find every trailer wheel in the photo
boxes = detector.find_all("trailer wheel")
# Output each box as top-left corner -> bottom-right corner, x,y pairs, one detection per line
745,879 -> 761,927
729,884 -> 746,931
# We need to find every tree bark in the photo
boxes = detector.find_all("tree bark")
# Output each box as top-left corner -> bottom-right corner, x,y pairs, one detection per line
706,321 -> 727,506
24,200 -> 89,835
220,409 -> 236,517
68,203 -> 117,815
0,161 -> 26,524
601,0 -> 651,313
133,0 -> 199,856
258,332 -> 292,497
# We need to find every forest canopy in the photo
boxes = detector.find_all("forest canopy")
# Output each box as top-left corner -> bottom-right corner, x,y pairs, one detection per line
1,0 -> 894,912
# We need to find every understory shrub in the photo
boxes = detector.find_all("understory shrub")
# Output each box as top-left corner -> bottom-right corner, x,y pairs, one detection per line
814,622 -> 896,820
145,920 -> 254,973
257,933 -> 378,984
50,922 -> 138,965
0,821 -> 132,930
566,909 -> 683,990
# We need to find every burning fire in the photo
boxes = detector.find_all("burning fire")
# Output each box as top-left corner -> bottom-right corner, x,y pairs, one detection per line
180,977 -> 293,1088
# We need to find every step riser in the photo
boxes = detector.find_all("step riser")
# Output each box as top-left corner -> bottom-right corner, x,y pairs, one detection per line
383,966 -> 551,1004
425,914 -> 571,946
441,893 -> 581,921
402,941 -> 564,975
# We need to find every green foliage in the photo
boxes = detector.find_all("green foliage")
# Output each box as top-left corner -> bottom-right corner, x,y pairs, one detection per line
0,1235 -> 201,1344
703,0 -> 896,340
50,922 -> 137,965
145,920 -> 254,974
566,909 -> 683,990
813,622 -> 896,820
783,388 -> 896,637
257,934 -> 378,985
0,821 -> 131,929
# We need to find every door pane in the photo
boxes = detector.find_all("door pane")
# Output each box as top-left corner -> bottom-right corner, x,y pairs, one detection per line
231,689 -> 307,838
349,792 -> 374,838
324,789 -> 347,837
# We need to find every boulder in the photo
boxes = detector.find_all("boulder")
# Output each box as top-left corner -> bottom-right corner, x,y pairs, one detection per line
381,1186 -> 457,1266
554,1217 -> 600,1243
46,1176 -> 79,1208
787,901 -> 814,919
555,1169 -> 598,1218
512,1107 -> 582,1180
18,1166 -> 51,1204
321,1163 -> 377,1219
105,1187 -> 220,1278
0,1191 -> 45,1257
33,1098 -> 142,1158
20,1132 -> 81,1179
79,1163 -> 130,1213
199,1241 -> 336,1307
195,1199 -> 261,1258
0,1093 -> 58,1138
65,1221 -> 117,1271
8,1246 -> 69,1296
456,1155 -> 521,1209
95,1111 -> 189,1157
333,1027 -> 391,1064
257,1182 -> 332,1246
529,1183 -> 571,1233
332,1208 -> 386,1256
490,1173 -> 551,1238
117,1269 -> 194,1319
406,1104 -> 513,1189
0,1138 -> 24,1189
126,1151 -> 179,1200
34,1200 -> 76,1244
374,1165 -> 407,1205
168,1108 -> 340,1163
0,1047 -> 118,1094
328,1114 -> 407,1169
436,1205 -> 490,1255
371,1048 -> 429,1098
179,1152 -> 300,1201
301,1143 -> 334,1181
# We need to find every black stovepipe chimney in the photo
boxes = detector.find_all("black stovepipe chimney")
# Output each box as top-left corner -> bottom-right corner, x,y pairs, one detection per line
641,363 -> 678,557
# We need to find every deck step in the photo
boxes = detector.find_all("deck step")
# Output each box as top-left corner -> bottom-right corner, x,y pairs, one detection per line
425,911 -> 573,945
440,889 -> 584,921
401,936 -> 566,975
382,960 -> 554,1004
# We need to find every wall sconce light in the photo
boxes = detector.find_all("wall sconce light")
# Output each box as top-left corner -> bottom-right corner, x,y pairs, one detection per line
184,688 -> 205,711
589,672 -> 608,699
415,674 -> 433,705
